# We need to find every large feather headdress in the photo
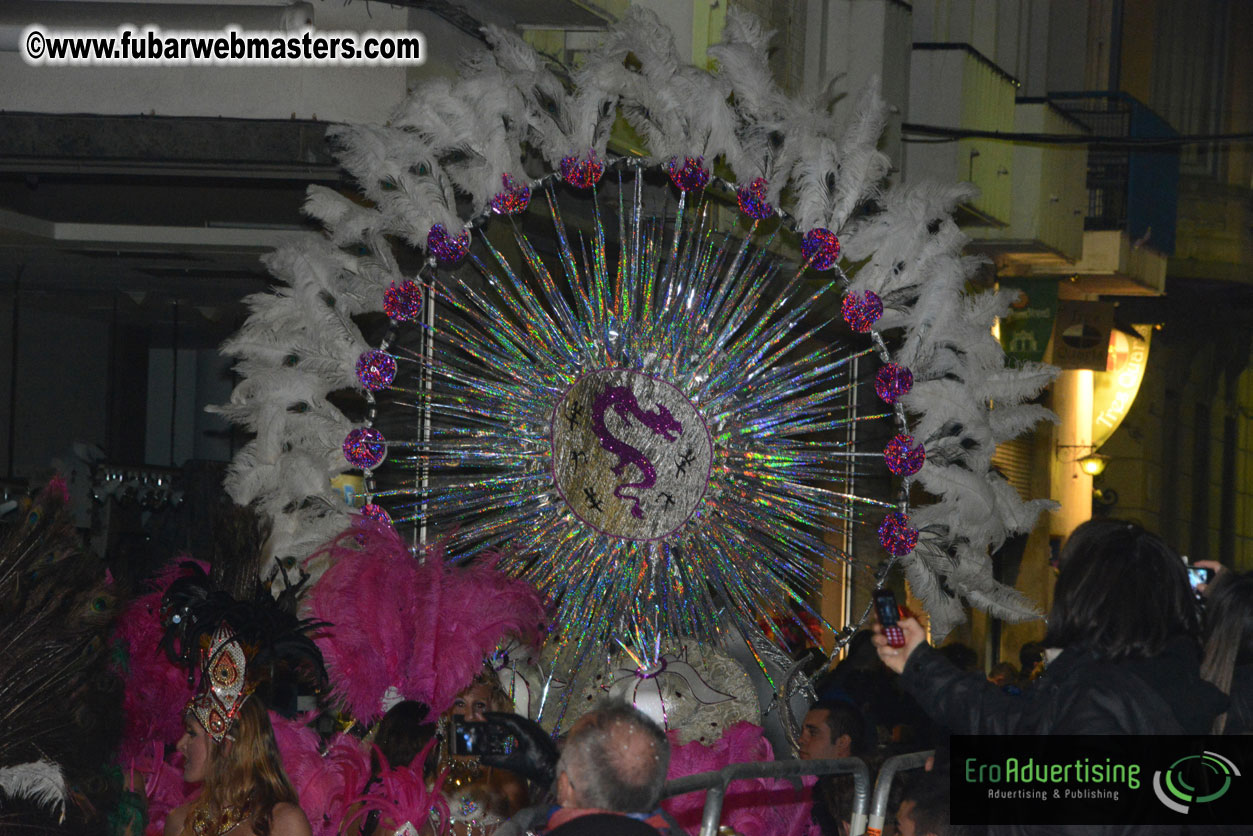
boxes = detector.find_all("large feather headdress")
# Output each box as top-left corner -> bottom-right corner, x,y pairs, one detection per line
161,508 -> 327,740
213,7 -> 1058,716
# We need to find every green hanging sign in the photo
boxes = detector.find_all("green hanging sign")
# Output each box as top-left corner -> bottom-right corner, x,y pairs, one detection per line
998,279 -> 1058,364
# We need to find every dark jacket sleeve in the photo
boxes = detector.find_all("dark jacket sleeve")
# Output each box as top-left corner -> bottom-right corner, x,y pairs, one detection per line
901,644 -> 1188,736
898,644 -> 1033,735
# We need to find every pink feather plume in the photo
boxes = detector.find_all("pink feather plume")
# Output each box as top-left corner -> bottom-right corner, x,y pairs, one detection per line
342,739 -> 450,836
270,713 -> 374,836
663,722 -> 813,836
112,558 -> 207,763
306,520 -> 547,722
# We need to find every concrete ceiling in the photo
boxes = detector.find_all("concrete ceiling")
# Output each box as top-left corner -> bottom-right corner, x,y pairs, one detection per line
0,112 -> 343,334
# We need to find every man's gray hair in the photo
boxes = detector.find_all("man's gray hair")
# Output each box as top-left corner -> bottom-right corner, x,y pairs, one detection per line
558,700 -> 670,813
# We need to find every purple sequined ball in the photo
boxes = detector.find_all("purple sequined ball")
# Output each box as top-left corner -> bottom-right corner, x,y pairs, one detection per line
841,290 -> 883,333
667,156 -> 710,192
383,280 -> 423,322
427,223 -> 471,265
559,152 -> 606,189
736,178 -> 775,219
884,434 -> 926,476
878,512 -> 919,556
801,228 -> 841,270
343,427 -> 387,470
356,350 -> 397,392
874,364 -> 913,404
490,174 -> 531,215
360,503 -> 393,525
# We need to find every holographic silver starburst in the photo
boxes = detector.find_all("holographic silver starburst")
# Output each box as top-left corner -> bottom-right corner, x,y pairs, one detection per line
365,164 -> 900,697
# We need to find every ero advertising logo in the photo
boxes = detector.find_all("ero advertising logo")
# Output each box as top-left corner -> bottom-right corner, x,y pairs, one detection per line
1152,751 -> 1241,815
951,735 -> 1253,827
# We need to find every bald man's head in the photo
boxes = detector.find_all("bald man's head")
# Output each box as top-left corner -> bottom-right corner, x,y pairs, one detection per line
557,701 -> 670,813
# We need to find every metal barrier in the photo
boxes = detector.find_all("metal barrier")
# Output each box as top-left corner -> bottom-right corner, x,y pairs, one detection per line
658,750 -> 935,836
866,750 -> 934,836
660,757 -> 870,836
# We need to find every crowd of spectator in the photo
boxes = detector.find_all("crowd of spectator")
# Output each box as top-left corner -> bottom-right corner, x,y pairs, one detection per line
158,518 -> 1252,836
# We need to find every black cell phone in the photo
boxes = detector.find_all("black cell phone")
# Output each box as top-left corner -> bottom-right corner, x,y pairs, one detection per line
874,588 -> 906,648
1188,566 -> 1213,590
450,718 -> 514,758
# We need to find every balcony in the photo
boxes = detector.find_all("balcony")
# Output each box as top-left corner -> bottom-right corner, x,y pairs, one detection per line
1050,93 -> 1179,258
973,99 -> 1089,269
904,42 -> 1017,225
994,92 -> 1178,296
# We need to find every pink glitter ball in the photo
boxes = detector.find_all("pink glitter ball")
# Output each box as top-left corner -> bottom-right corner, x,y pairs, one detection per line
735,178 -> 774,219
426,223 -> 470,265
490,174 -> 531,215
878,512 -> 919,556
884,434 -> 926,476
360,503 -> 392,525
343,427 -> 387,470
559,151 -> 606,189
801,228 -> 841,270
841,290 -> 883,333
383,281 -> 423,322
355,350 -> 397,392
666,156 -> 710,192
874,364 -> 913,404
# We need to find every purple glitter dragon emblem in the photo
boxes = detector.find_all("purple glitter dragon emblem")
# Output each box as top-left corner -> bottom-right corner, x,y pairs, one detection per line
551,368 -> 713,541
591,385 -> 683,520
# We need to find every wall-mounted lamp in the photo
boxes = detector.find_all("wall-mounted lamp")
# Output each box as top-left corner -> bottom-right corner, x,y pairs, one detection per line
1078,453 -> 1109,477
1057,445 -> 1110,476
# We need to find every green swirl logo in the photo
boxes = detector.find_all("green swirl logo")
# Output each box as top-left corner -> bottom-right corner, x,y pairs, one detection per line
1152,752 -> 1240,814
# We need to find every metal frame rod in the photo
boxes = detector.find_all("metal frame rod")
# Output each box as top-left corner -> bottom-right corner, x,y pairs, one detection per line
867,750 -> 935,835
661,757 -> 872,836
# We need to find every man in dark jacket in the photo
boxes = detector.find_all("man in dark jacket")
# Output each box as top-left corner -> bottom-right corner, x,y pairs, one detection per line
872,520 -> 1228,834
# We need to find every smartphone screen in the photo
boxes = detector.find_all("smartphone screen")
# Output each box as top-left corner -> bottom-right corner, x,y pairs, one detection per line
1188,566 -> 1213,589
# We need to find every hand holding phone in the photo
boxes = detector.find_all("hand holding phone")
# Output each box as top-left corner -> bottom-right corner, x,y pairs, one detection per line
874,588 -> 906,648
1187,566 -> 1214,590
478,711 -> 559,786
450,719 -> 516,759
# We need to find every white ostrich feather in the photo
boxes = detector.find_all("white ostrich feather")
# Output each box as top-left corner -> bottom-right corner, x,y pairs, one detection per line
707,10 -> 785,181
789,133 -> 843,234
482,25 -> 580,167
901,545 -> 968,636
303,185 -> 380,246
825,77 -> 890,230
0,760 -> 66,818
988,403 -> 1060,442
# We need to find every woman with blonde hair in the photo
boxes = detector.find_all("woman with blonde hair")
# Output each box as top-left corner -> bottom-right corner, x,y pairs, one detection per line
156,511 -> 326,836
161,621 -> 313,836
165,696 -> 311,836
438,666 -> 529,836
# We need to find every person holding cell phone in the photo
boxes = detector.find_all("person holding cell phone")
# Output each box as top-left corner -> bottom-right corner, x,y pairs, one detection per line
870,519 -> 1227,740
1200,569 -> 1253,734
437,666 -> 531,836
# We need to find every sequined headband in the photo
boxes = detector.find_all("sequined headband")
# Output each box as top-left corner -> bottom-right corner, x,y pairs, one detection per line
187,623 -> 250,743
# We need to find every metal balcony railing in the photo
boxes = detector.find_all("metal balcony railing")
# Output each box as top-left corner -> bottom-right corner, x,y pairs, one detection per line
1049,92 -> 1180,256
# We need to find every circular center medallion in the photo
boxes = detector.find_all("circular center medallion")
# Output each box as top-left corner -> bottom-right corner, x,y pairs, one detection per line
551,369 -> 713,541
